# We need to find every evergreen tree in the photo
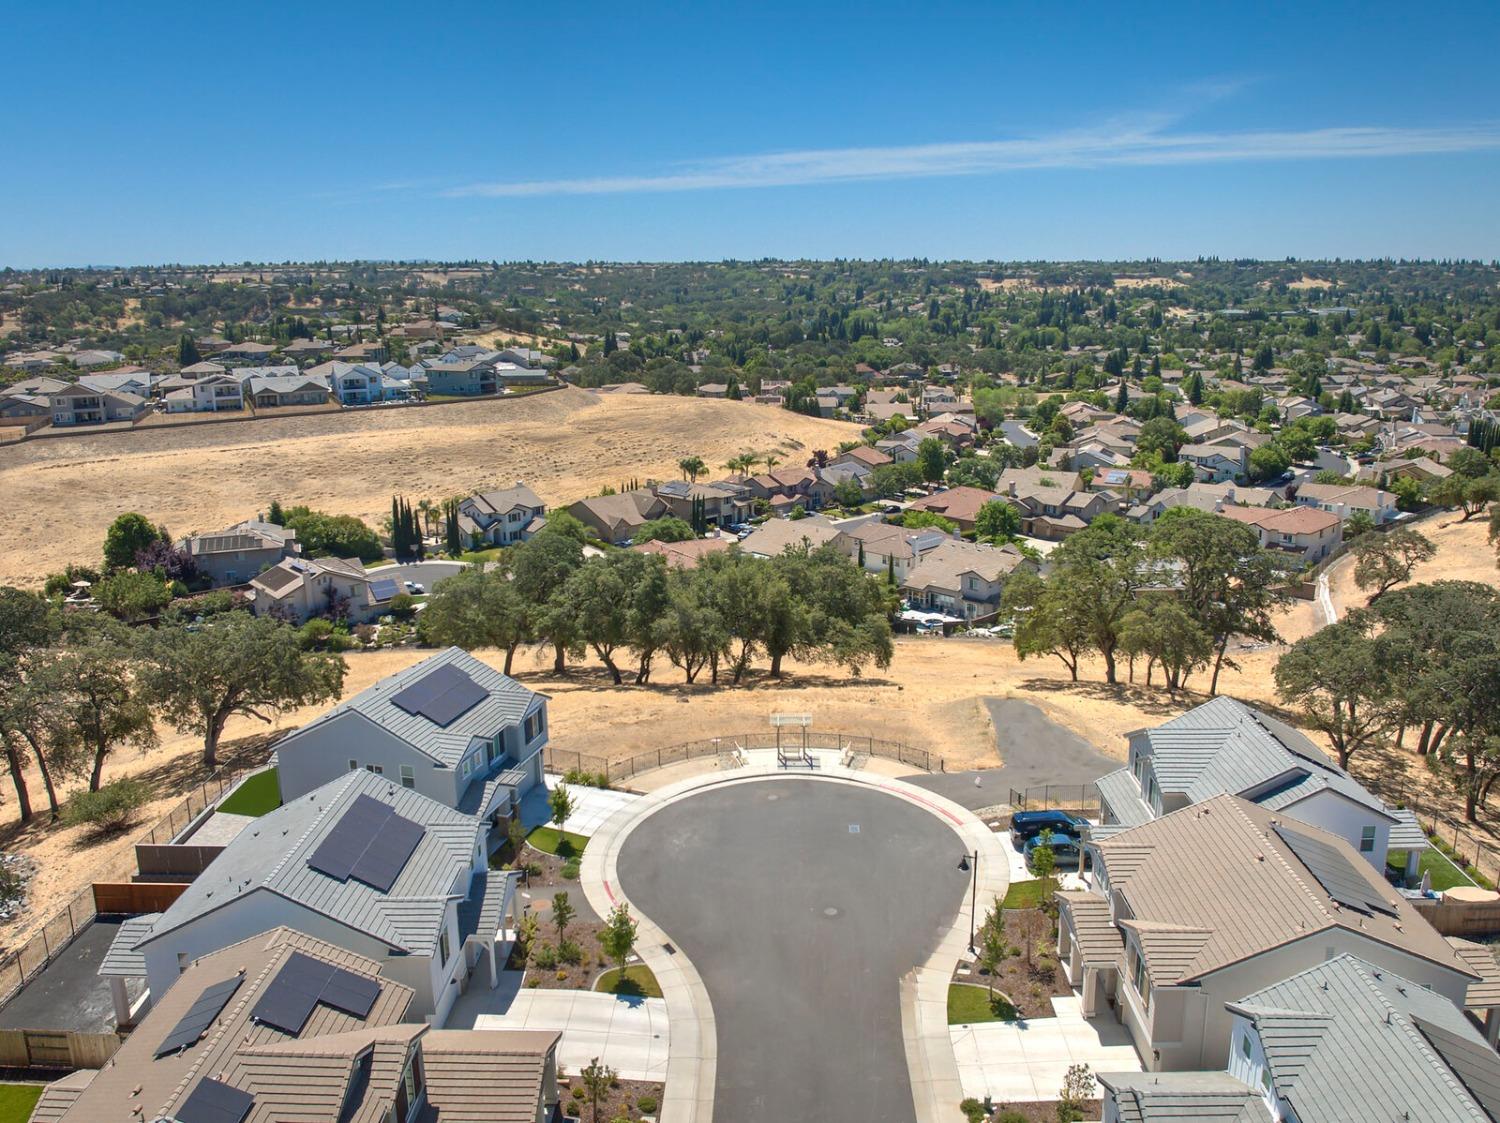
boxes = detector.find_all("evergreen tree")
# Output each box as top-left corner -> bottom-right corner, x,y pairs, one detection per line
1115,380 -> 1129,414
176,334 -> 201,367
268,499 -> 285,526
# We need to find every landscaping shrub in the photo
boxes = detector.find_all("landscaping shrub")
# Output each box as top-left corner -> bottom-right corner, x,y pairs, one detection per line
560,858 -> 580,880
636,1095 -> 658,1114
532,943 -> 558,970
64,778 -> 151,834
558,938 -> 584,965
960,1099 -> 987,1122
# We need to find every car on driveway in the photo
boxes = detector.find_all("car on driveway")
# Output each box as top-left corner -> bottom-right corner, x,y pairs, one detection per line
1010,809 -> 1087,848
404,580 -> 425,594
1024,831 -> 1083,871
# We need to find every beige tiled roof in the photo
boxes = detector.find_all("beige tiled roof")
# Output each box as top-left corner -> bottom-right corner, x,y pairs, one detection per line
1450,938 -> 1500,1010
422,1029 -> 560,1122
1058,891 -> 1123,968
1097,795 -> 1472,987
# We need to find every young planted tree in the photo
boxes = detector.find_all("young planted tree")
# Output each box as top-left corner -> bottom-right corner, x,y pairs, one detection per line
139,611 -> 346,768
551,890 -> 575,944
599,902 -> 638,976
978,902 -> 1007,999
549,782 -> 575,834
579,1057 -> 617,1123
1350,526 -> 1437,603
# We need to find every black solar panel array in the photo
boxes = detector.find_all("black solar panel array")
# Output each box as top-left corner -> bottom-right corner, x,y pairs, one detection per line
369,577 -> 400,603
154,974 -> 244,1057
306,793 -> 425,892
1273,824 -> 1398,917
176,1077 -> 253,1123
388,662 -> 488,727
249,951 -> 381,1036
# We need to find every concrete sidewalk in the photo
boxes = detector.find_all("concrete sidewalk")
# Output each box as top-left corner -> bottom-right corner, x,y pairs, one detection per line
542,775 -> 642,835
949,995 -> 1141,1102
473,985 -> 671,1082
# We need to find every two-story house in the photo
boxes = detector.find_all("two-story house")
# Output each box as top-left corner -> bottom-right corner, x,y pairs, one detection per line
567,490 -> 670,545
249,556 -> 399,623
1180,443 -> 1249,483
1289,481 -> 1400,526
101,769 -> 523,1027
1057,795 -> 1479,1074
651,480 -> 753,528
325,361 -> 386,405
842,521 -> 948,581
183,520 -> 300,586
1218,505 -> 1343,562
48,383 -> 151,426
164,372 -> 245,413
274,647 -> 547,834
900,539 -> 1030,620
457,484 -> 546,546
1094,696 -> 1427,877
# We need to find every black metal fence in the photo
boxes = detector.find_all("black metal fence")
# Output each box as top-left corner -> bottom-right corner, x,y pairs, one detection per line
545,731 -> 946,783
1006,783 -> 1101,815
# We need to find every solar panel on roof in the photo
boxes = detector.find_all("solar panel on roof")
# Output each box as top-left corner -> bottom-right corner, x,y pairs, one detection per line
250,952 -> 381,1035
1274,824 -> 1398,917
369,578 -> 399,602
154,974 -> 243,1057
306,793 -> 426,891
388,662 -> 487,727
176,1077 -> 253,1123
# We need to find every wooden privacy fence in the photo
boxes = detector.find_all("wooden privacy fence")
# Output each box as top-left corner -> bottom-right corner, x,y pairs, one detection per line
0,1028 -> 121,1070
545,731 -> 946,782
92,882 -> 191,914
0,768 -> 244,1012
135,843 -> 225,879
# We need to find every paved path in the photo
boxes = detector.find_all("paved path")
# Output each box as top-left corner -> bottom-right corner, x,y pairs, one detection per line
909,699 -> 1118,810
473,986 -> 671,1081
950,995 -> 1140,1102
1316,567 -> 1338,625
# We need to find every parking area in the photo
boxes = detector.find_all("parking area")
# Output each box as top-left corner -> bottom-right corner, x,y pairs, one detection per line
0,918 -> 142,1033
616,778 -> 970,1123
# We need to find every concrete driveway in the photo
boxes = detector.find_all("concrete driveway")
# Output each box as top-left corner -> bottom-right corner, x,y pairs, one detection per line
368,559 -> 466,591
950,995 -> 1140,1102
616,778 -> 971,1123
910,698 -> 1118,810
472,985 -> 671,1082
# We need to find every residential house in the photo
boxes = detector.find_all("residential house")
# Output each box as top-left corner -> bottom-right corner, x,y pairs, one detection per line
275,647 -> 547,832
100,769 -> 522,1026
901,540 -> 1030,620
496,346 -> 555,368
78,369 -> 156,398
219,340 -> 280,363
741,466 -> 836,512
1219,505 -> 1343,562
244,373 -> 331,409
739,515 -> 848,559
0,393 -> 51,422
904,486 -> 1005,533
250,556 -> 399,624
1,375 -> 69,397
48,383 -> 151,426
335,340 -> 390,364
165,372 -> 244,413
325,362 -> 387,405
1356,456 -> 1452,486
44,926 -> 556,1123
281,337 -> 334,361
1094,696 -> 1426,877
652,480 -> 753,528
1180,443 -> 1249,483
997,465 -> 1085,495
696,382 -> 729,398
1008,486 -> 1118,540
631,535 -> 734,569
1087,468 -> 1156,503
567,490 -> 668,545
842,522 -> 948,581
875,432 -> 922,462
1056,795 -> 1479,1072
184,520 -> 299,586
833,444 -> 893,472
494,361 -> 552,389
1290,481 -> 1399,525
457,484 -> 546,547
423,360 -> 496,396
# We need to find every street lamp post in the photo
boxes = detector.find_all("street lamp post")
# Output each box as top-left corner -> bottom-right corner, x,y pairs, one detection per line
958,849 -> 979,953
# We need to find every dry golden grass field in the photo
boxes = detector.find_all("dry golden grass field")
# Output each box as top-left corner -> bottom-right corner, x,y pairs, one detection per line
0,388 -> 860,588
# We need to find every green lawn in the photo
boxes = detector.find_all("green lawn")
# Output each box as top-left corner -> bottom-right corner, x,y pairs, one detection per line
217,768 -> 282,817
0,1084 -> 44,1123
596,964 -> 662,998
1389,847 -> 1476,891
526,826 -> 590,859
947,983 -> 1018,1024
459,547 -> 506,564
1002,879 -> 1052,909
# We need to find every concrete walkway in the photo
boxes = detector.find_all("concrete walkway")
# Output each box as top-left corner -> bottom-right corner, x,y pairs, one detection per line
949,995 -> 1141,1102
581,758 -> 1009,1123
472,986 -> 671,1082
543,774 -> 642,835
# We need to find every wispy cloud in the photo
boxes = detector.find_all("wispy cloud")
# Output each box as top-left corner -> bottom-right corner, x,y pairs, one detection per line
443,118 -> 1500,199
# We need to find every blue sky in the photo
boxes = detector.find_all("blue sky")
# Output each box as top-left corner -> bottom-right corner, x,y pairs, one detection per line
6,1 -> 1500,265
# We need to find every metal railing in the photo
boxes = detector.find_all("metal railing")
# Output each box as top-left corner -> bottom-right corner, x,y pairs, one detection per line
1007,783 -> 1101,815
545,731 -> 946,783
0,768 -> 244,1011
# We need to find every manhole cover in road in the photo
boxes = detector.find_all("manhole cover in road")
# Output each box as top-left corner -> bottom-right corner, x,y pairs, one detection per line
823,907 -> 840,917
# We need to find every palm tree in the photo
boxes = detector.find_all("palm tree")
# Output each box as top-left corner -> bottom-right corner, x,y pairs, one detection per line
764,454 -> 781,471
678,455 -> 707,482
416,498 -> 434,537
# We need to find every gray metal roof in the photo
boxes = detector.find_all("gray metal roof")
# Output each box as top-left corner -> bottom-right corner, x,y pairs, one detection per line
1099,1071 -> 1271,1122
129,770 -> 482,960
289,647 -> 543,769
1139,696 -> 1393,821
100,913 -> 161,978
1229,955 -> 1495,1123
1096,767 -> 1154,827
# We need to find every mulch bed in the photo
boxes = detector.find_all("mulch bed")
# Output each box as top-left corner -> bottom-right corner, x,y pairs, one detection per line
980,1099 -> 1101,1121
557,1075 -> 665,1122
953,906 -> 1072,1020
506,915 -> 613,991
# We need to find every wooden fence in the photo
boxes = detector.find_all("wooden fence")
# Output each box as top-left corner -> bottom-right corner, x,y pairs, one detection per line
545,731 -> 946,782
92,882 -> 191,914
0,1028 -> 121,1070
135,843 -> 225,879
0,768 -> 244,1012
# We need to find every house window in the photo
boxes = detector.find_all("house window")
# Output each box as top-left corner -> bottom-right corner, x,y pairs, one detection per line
400,765 -> 415,789
1240,1032 -> 1253,1059
486,736 -> 499,764
439,927 -> 451,966
1360,825 -> 1376,853
366,764 -> 384,776
348,759 -> 359,772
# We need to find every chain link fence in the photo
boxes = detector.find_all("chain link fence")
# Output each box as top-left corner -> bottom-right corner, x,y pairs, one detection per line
545,731 -> 946,784
0,768 -> 245,1011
